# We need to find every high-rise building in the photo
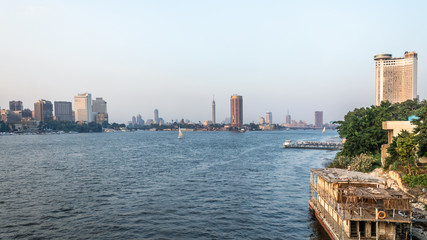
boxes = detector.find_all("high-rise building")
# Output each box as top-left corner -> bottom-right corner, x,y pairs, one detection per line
230,95 -> 243,128
136,114 -> 144,126
154,109 -> 159,124
212,98 -> 216,124
74,93 -> 92,122
315,111 -> 323,128
260,117 -> 265,125
34,99 -> 53,123
285,111 -> 291,125
54,101 -> 73,121
9,101 -> 23,111
92,97 -> 108,124
265,112 -> 272,124
92,97 -> 107,113
374,51 -> 418,105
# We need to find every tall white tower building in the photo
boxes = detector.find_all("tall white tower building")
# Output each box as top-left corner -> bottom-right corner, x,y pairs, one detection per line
74,93 -> 93,122
374,52 -> 418,105
265,112 -> 272,124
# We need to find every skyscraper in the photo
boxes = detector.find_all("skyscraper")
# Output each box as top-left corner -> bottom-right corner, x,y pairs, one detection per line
54,101 -> 73,121
265,112 -> 272,124
285,111 -> 291,125
74,93 -> 92,122
315,111 -> 323,128
154,109 -> 159,124
92,97 -> 107,113
374,51 -> 418,105
34,99 -> 53,123
9,101 -> 23,111
212,98 -> 216,124
230,95 -> 243,128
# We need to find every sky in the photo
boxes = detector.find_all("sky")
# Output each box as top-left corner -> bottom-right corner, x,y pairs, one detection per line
0,0 -> 426,124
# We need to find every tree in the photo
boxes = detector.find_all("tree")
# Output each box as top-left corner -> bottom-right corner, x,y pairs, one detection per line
386,131 -> 418,175
336,100 -> 424,157
412,103 -> 427,158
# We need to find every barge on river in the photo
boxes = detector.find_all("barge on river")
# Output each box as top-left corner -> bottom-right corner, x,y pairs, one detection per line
283,140 -> 343,150
309,168 -> 412,240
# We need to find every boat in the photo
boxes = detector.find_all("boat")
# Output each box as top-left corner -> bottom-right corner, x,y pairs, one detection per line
322,127 -> 326,133
178,127 -> 183,139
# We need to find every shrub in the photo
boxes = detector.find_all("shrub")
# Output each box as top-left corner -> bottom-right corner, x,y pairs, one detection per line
350,154 -> 375,173
402,174 -> 427,188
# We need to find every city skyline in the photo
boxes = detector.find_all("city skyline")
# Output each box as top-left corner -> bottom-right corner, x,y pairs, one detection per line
0,1 -> 426,123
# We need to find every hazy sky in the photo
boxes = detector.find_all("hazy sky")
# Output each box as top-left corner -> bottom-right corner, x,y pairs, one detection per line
1,0 -> 426,124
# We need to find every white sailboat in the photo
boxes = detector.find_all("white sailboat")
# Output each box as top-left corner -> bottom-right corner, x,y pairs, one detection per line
178,127 -> 183,139
322,127 -> 326,134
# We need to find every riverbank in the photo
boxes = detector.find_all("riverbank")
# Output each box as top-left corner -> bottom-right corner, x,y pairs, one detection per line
369,168 -> 427,240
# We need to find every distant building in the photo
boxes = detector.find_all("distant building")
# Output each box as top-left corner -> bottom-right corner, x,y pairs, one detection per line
265,112 -> 272,124
92,97 -> 107,113
260,117 -> 265,125
1,110 -> 22,124
230,95 -> 243,128
34,99 -> 53,123
212,98 -> 216,124
374,52 -> 418,105
136,114 -> 144,126
315,111 -> 323,128
96,113 -> 108,125
154,109 -> 159,124
74,93 -> 92,122
9,101 -> 23,111
92,97 -> 108,124
285,111 -> 291,125
146,119 -> 154,125
22,109 -> 33,119
54,101 -> 73,121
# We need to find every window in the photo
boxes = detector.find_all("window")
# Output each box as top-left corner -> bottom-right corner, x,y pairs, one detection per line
371,222 -> 376,237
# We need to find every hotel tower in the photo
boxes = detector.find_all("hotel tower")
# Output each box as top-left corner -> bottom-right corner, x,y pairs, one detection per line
230,95 -> 243,128
374,52 -> 418,105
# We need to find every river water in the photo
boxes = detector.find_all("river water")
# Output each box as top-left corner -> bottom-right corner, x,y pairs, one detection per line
0,130 -> 339,239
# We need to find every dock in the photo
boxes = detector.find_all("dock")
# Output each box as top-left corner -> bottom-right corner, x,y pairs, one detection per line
283,140 -> 343,150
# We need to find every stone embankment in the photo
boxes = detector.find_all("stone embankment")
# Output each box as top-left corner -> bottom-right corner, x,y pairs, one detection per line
370,169 -> 427,240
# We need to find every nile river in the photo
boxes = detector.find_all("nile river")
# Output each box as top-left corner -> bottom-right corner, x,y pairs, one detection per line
0,130 -> 339,239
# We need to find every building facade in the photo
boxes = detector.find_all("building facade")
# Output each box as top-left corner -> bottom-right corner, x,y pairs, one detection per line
9,101 -> 23,111
230,95 -> 243,128
285,111 -> 291,125
92,97 -> 108,124
54,101 -> 73,121
74,93 -> 92,122
315,111 -> 323,128
265,112 -> 272,124
92,97 -> 107,113
374,52 -> 418,105
34,99 -> 53,123
212,99 -> 216,124
154,109 -> 159,124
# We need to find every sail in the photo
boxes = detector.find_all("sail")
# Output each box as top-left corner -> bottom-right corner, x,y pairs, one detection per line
178,127 -> 183,139
322,127 -> 326,134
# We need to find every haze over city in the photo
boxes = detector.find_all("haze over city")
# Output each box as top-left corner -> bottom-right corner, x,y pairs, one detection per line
1,0 -> 426,124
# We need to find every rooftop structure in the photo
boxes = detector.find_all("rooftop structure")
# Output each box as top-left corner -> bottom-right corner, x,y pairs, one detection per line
310,168 -> 412,240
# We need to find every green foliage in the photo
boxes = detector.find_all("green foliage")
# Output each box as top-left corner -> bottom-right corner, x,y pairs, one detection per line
44,120 -> 102,133
412,102 -> 427,158
386,131 -> 419,175
0,121 -> 10,132
402,174 -> 427,188
327,154 -> 376,173
336,99 -> 424,157
327,155 -> 351,169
